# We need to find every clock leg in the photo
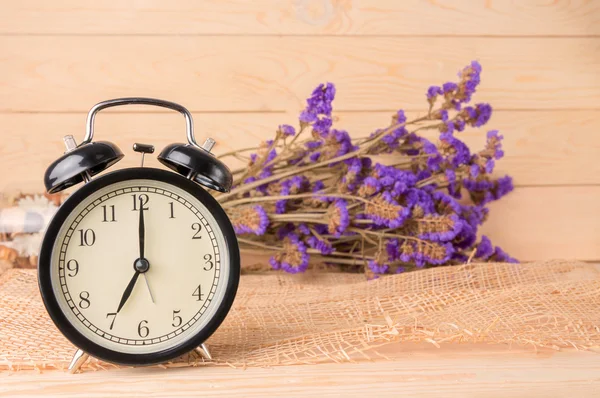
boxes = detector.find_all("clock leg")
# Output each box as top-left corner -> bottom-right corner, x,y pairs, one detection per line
67,349 -> 89,374
194,343 -> 212,360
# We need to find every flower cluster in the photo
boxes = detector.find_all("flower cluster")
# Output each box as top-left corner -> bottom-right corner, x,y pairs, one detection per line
217,61 -> 517,276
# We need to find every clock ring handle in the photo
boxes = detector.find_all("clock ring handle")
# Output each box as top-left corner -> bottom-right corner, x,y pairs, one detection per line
82,97 -> 199,148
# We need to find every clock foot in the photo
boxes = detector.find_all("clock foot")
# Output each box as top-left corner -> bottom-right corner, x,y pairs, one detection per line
67,349 -> 89,374
194,343 -> 212,360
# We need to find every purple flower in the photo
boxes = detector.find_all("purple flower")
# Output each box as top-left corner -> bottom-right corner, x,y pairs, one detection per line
299,110 -> 318,124
417,214 -> 464,242
232,205 -> 270,236
475,235 -> 494,260
432,191 -> 462,214
440,132 -> 471,167
456,61 -> 482,104
405,188 -> 436,214
470,164 -> 480,178
282,235 -> 310,273
297,223 -> 311,235
276,223 -> 295,240
441,121 -> 454,135
309,151 -> 321,162
454,119 -> 466,132
396,110 -> 407,124
275,176 -> 309,214
313,117 -> 333,136
464,175 -> 513,205
398,240 -> 454,267
461,203 -> 488,228
364,191 -> 410,228
420,139 -> 442,171
485,159 -> 495,174
301,83 -> 336,123
474,103 -> 492,127
442,82 -> 458,94
427,85 -> 443,101
386,239 -> 400,261
495,175 -> 514,199
331,129 -> 356,157
270,234 -> 310,273
269,256 -> 281,270
328,199 -> 350,236
305,140 -> 323,150
453,221 -> 477,249
374,164 -> 417,196
312,180 -> 325,192
486,130 -> 505,159
279,124 -> 296,137
275,200 -> 287,214
491,246 -> 518,263
382,126 -> 408,150
368,260 -> 389,275
358,176 -> 381,197
306,235 -> 334,255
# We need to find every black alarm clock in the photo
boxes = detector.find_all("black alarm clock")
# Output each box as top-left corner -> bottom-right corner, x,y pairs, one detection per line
38,98 -> 240,373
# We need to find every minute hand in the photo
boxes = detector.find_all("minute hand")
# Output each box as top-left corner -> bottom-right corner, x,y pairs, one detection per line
139,197 -> 145,259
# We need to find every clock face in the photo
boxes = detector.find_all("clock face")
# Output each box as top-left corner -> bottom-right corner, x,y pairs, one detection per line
39,168 -> 239,364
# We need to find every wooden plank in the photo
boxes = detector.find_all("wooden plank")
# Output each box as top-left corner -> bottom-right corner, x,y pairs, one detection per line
0,348 -> 599,397
481,186 -> 600,262
1,0 -> 599,36
0,37 -> 598,112
1,110 -> 598,188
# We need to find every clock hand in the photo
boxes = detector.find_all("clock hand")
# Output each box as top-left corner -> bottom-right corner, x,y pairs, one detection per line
136,197 -> 155,303
138,197 -> 145,259
116,271 -> 140,313
142,273 -> 155,303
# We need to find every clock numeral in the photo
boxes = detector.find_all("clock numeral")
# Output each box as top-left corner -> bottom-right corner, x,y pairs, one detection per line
172,310 -> 182,327
78,291 -> 90,309
78,229 -> 96,247
106,313 -> 117,330
132,194 -> 150,211
66,259 -> 79,277
101,205 -> 116,222
203,253 -> 214,271
192,285 -> 204,301
138,320 -> 149,338
191,223 -> 202,239
169,202 -> 175,219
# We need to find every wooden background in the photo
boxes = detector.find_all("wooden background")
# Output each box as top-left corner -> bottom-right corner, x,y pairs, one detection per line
0,0 -> 598,262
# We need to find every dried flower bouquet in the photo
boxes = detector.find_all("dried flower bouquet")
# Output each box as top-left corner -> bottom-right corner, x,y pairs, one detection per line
215,61 -> 517,276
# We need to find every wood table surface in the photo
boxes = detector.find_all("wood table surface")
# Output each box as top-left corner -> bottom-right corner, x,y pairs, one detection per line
1,344 -> 598,397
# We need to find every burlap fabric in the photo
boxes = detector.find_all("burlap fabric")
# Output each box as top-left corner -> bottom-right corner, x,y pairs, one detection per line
0,260 -> 599,371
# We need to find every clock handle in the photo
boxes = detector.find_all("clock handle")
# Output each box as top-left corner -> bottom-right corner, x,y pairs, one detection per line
82,97 -> 200,148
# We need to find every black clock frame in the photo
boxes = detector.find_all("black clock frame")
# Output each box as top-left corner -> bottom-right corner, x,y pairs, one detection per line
38,167 -> 240,366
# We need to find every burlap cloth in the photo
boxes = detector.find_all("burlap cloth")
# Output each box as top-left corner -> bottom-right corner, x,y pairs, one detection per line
0,260 -> 599,371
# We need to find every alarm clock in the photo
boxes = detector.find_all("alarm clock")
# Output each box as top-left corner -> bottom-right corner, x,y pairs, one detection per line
38,98 -> 240,373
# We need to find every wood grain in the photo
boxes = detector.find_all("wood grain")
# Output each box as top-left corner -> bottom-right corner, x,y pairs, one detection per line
0,110 -> 597,189
1,348 -> 599,397
1,0 -> 599,36
1,37 -> 598,112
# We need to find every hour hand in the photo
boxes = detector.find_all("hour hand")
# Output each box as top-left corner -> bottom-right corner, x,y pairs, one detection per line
116,271 -> 140,313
